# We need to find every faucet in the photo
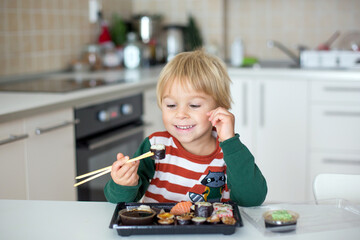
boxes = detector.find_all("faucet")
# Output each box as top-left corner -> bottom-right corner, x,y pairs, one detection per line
267,40 -> 301,67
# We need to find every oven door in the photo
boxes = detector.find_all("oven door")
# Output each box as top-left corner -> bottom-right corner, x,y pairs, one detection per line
76,122 -> 144,201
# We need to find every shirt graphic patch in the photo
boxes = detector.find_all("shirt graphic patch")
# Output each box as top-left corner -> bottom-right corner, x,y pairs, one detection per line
188,170 -> 226,202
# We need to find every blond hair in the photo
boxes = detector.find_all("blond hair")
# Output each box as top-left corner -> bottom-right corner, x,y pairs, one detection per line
156,50 -> 232,109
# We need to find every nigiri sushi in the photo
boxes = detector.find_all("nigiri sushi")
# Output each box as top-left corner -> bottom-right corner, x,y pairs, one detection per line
170,201 -> 193,215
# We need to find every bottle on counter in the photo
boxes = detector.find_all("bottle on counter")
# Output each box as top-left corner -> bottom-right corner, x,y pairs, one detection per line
123,32 -> 142,69
230,38 -> 244,67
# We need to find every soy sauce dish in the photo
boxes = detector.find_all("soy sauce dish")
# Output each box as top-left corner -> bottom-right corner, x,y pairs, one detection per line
262,210 -> 299,232
119,207 -> 156,225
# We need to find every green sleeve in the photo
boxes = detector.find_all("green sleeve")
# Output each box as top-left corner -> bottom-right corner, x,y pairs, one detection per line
220,134 -> 268,207
104,137 -> 155,203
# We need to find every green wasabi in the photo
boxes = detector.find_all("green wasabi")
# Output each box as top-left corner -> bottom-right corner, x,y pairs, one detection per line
271,210 -> 293,221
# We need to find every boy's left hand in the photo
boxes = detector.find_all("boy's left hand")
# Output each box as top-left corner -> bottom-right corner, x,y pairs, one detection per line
207,107 -> 235,142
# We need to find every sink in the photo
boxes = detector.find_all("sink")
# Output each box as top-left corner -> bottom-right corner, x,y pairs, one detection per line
254,60 -> 300,69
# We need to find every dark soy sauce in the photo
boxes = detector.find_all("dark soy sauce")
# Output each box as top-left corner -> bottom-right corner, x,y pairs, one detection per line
122,210 -> 153,218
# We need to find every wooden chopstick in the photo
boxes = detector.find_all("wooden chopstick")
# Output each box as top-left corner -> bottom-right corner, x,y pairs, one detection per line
74,168 -> 111,187
126,151 -> 154,163
74,151 -> 154,187
75,165 -> 111,180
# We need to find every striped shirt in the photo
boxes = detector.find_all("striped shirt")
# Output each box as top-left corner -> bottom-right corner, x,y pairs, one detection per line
142,131 -> 231,203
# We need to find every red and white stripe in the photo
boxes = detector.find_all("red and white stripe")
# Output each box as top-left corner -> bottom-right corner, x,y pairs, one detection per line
143,131 -> 230,203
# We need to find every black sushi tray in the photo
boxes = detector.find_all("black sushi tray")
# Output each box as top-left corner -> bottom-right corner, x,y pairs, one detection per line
109,202 -> 243,236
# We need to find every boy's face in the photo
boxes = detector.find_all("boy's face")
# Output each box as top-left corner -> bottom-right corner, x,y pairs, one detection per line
161,80 -> 217,150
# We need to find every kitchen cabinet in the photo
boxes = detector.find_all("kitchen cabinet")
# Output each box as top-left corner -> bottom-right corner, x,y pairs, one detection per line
143,87 -> 164,137
307,80 -> 360,200
0,120 -> 28,199
25,108 -> 77,201
230,73 -> 308,203
230,77 -> 255,151
0,108 -> 77,200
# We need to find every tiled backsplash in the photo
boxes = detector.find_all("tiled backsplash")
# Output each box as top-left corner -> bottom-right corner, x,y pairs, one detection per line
1,0 -> 358,76
226,0 -> 359,62
0,0 -> 131,77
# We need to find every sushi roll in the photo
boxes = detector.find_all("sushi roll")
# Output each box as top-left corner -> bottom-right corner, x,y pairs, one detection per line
176,215 -> 192,225
213,203 -> 233,211
194,202 -> 213,218
213,209 -> 233,218
150,144 -> 166,160
191,217 -> 207,225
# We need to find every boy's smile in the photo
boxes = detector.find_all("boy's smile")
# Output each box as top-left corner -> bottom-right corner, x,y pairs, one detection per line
161,80 -> 218,155
175,125 -> 195,130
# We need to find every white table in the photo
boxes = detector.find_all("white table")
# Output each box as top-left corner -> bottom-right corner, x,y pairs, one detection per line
0,200 -> 359,240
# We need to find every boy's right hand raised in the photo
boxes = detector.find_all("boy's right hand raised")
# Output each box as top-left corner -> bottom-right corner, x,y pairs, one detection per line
111,153 -> 140,186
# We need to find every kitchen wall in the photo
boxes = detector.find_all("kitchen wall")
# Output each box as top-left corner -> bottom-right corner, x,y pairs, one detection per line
1,0 -> 359,77
0,0 -> 131,77
226,0 -> 360,61
133,0 -> 359,61
132,0 -> 226,58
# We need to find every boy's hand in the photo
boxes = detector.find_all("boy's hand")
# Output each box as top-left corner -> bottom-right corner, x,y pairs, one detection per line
207,107 -> 235,142
111,153 -> 140,186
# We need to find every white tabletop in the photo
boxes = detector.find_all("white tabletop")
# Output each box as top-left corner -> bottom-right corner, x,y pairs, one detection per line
0,200 -> 359,240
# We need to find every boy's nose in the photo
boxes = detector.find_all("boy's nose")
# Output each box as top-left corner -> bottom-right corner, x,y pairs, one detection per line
175,106 -> 189,118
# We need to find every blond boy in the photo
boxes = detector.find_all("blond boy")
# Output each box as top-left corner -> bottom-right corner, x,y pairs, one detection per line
104,50 -> 267,206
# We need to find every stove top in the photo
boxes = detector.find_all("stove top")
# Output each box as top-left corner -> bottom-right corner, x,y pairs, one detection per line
0,77 -> 126,93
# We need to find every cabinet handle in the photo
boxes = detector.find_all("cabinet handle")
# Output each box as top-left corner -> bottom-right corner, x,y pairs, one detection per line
243,82 -> 248,126
260,83 -> 265,127
323,158 -> 360,166
0,134 -> 29,146
35,119 -> 80,135
324,86 -> 360,92
324,111 -> 360,117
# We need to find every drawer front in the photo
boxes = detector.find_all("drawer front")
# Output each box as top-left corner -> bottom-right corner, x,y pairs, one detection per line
310,105 -> 360,151
307,152 -> 360,201
0,120 -> 27,199
311,81 -> 360,103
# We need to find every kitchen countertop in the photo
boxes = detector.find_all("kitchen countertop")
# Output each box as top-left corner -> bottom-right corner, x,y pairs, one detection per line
0,67 -> 162,123
1,67 -> 359,123
0,199 -> 359,240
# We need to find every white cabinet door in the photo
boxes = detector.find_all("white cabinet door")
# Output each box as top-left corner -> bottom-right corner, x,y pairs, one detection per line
231,74 -> 308,203
230,77 -> 255,151
143,87 -> 164,137
25,108 -> 77,201
0,120 -> 28,199
308,80 -> 360,200
308,152 -> 360,201
310,105 -> 360,151
254,79 -> 308,203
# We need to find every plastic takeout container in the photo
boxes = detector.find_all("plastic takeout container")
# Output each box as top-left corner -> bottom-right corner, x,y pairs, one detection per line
240,199 -> 360,236
109,202 -> 243,236
263,209 -> 299,232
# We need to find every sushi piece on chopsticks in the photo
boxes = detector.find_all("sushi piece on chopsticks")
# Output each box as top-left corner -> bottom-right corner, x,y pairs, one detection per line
150,144 -> 166,160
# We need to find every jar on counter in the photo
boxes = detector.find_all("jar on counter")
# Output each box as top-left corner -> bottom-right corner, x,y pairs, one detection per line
123,32 -> 142,69
102,47 -> 121,68
82,44 -> 102,71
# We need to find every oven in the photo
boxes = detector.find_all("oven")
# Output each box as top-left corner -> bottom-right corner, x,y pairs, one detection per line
75,93 -> 144,201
